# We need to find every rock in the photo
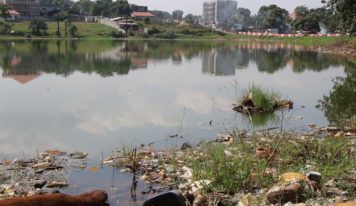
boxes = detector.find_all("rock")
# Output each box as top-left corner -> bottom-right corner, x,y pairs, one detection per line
267,181 -> 305,204
32,162 -> 51,169
31,180 -> 47,189
326,188 -> 344,196
165,165 -> 176,173
322,127 -> 341,132
180,166 -> 193,180
46,181 -> 68,188
69,152 -> 88,159
306,171 -> 322,182
26,191 -> 36,197
192,194 -> 207,206
335,132 -> 344,138
238,194 -> 258,206
181,143 -> 192,150
279,172 -> 307,183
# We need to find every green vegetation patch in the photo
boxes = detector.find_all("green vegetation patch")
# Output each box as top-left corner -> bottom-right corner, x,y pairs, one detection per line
8,22 -> 118,38
187,134 -> 356,196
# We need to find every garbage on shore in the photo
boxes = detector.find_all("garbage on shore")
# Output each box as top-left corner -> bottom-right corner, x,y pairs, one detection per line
0,150 -> 88,200
103,128 -> 356,206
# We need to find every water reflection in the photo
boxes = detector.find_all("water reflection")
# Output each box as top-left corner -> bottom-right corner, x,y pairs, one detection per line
0,40 -> 352,158
318,59 -> 356,125
0,39 -> 353,206
0,40 -> 350,79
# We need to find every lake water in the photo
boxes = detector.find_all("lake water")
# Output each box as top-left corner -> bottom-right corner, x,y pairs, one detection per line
0,40 -> 354,204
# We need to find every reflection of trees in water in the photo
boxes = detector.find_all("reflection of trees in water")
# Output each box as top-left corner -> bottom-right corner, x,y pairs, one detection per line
253,48 -> 290,73
201,45 -> 348,76
290,51 -> 343,73
1,40 -> 132,77
318,60 -> 356,126
0,40 -> 351,79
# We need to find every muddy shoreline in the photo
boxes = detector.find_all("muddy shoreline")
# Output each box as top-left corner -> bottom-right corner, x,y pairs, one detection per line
0,129 -> 355,205
308,42 -> 356,56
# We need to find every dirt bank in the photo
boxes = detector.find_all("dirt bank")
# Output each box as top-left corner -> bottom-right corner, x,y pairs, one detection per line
309,42 -> 356,56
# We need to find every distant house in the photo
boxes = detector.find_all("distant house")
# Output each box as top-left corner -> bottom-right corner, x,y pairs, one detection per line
1,0 -> 40,18
131,12 -> 155,20
110,16 -> 138,30
85,16 -> 103,23
7,9 -> 20,20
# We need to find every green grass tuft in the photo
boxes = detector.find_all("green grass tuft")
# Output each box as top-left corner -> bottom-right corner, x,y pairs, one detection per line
242,85 -> 281,112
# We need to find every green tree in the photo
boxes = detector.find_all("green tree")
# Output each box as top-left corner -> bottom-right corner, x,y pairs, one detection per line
184,14 -> 195,24
291,6 -> 321,33
72,0 -> 95,15
294,6 -> 309,17
107,0 -> 131,17
0,4 -> 10,19
151,10 -> 172,22
55,11 -> 69,36
172,10 -> 183,21
91,0 -> 112,16
311,8 -> 338,33
322,0 -> 355,34
257,4 -> 290,33
235,8 -> 253,31
69,25 -> 78,37
29,19 -> 48,35
0,18 -> 11,34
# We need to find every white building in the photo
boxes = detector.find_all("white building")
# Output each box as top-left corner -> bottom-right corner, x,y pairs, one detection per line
202,0 -> 237,27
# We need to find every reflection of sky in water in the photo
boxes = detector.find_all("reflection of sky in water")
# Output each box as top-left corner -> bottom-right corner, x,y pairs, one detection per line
0,40 -> 347,159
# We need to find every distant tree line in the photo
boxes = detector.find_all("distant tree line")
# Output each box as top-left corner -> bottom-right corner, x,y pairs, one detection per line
232,1 -> 354,34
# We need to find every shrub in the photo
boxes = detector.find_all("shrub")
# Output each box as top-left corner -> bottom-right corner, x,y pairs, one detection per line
28,19 -> 48,35
147,27 -> 160,35
10,31 -> 25,36
69,25 -> 78,37
111,31 -> 125,38
156,32 -> 177,39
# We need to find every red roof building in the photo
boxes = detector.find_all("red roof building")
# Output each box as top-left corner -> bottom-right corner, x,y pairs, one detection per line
131,12 -> 155,19
6,9 -> 20,20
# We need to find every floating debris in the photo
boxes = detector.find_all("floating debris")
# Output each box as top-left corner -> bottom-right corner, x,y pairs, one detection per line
0,150 -> 89,200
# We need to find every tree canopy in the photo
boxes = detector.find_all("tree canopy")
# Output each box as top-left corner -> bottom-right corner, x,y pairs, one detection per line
257,5 -> 290,33
235,8 -> 254,31
322,0 -> 355,34
291,6 -> 321,33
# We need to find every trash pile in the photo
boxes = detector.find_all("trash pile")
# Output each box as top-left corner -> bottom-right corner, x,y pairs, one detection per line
103,128 -> 356,206
0,150 -> 88,199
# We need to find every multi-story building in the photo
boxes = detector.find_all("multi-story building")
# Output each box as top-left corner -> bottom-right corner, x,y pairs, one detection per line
202,0 -> 237,27
1,0 -> 40,18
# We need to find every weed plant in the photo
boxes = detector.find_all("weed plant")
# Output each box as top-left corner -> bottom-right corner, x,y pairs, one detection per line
240,85 -> 281,112
187,133 -> 356,196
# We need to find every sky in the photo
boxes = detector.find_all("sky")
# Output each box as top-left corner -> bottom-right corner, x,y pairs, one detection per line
129,0 -> 324,15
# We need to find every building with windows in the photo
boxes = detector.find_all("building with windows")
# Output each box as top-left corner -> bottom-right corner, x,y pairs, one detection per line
202,0 -> 237,27
1,0 -> 40,18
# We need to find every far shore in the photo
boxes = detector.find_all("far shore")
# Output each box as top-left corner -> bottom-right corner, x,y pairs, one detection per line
1,34 -> 355,57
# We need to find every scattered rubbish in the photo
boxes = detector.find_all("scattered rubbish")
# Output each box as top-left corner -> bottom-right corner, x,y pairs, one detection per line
0,150 -> 88,200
